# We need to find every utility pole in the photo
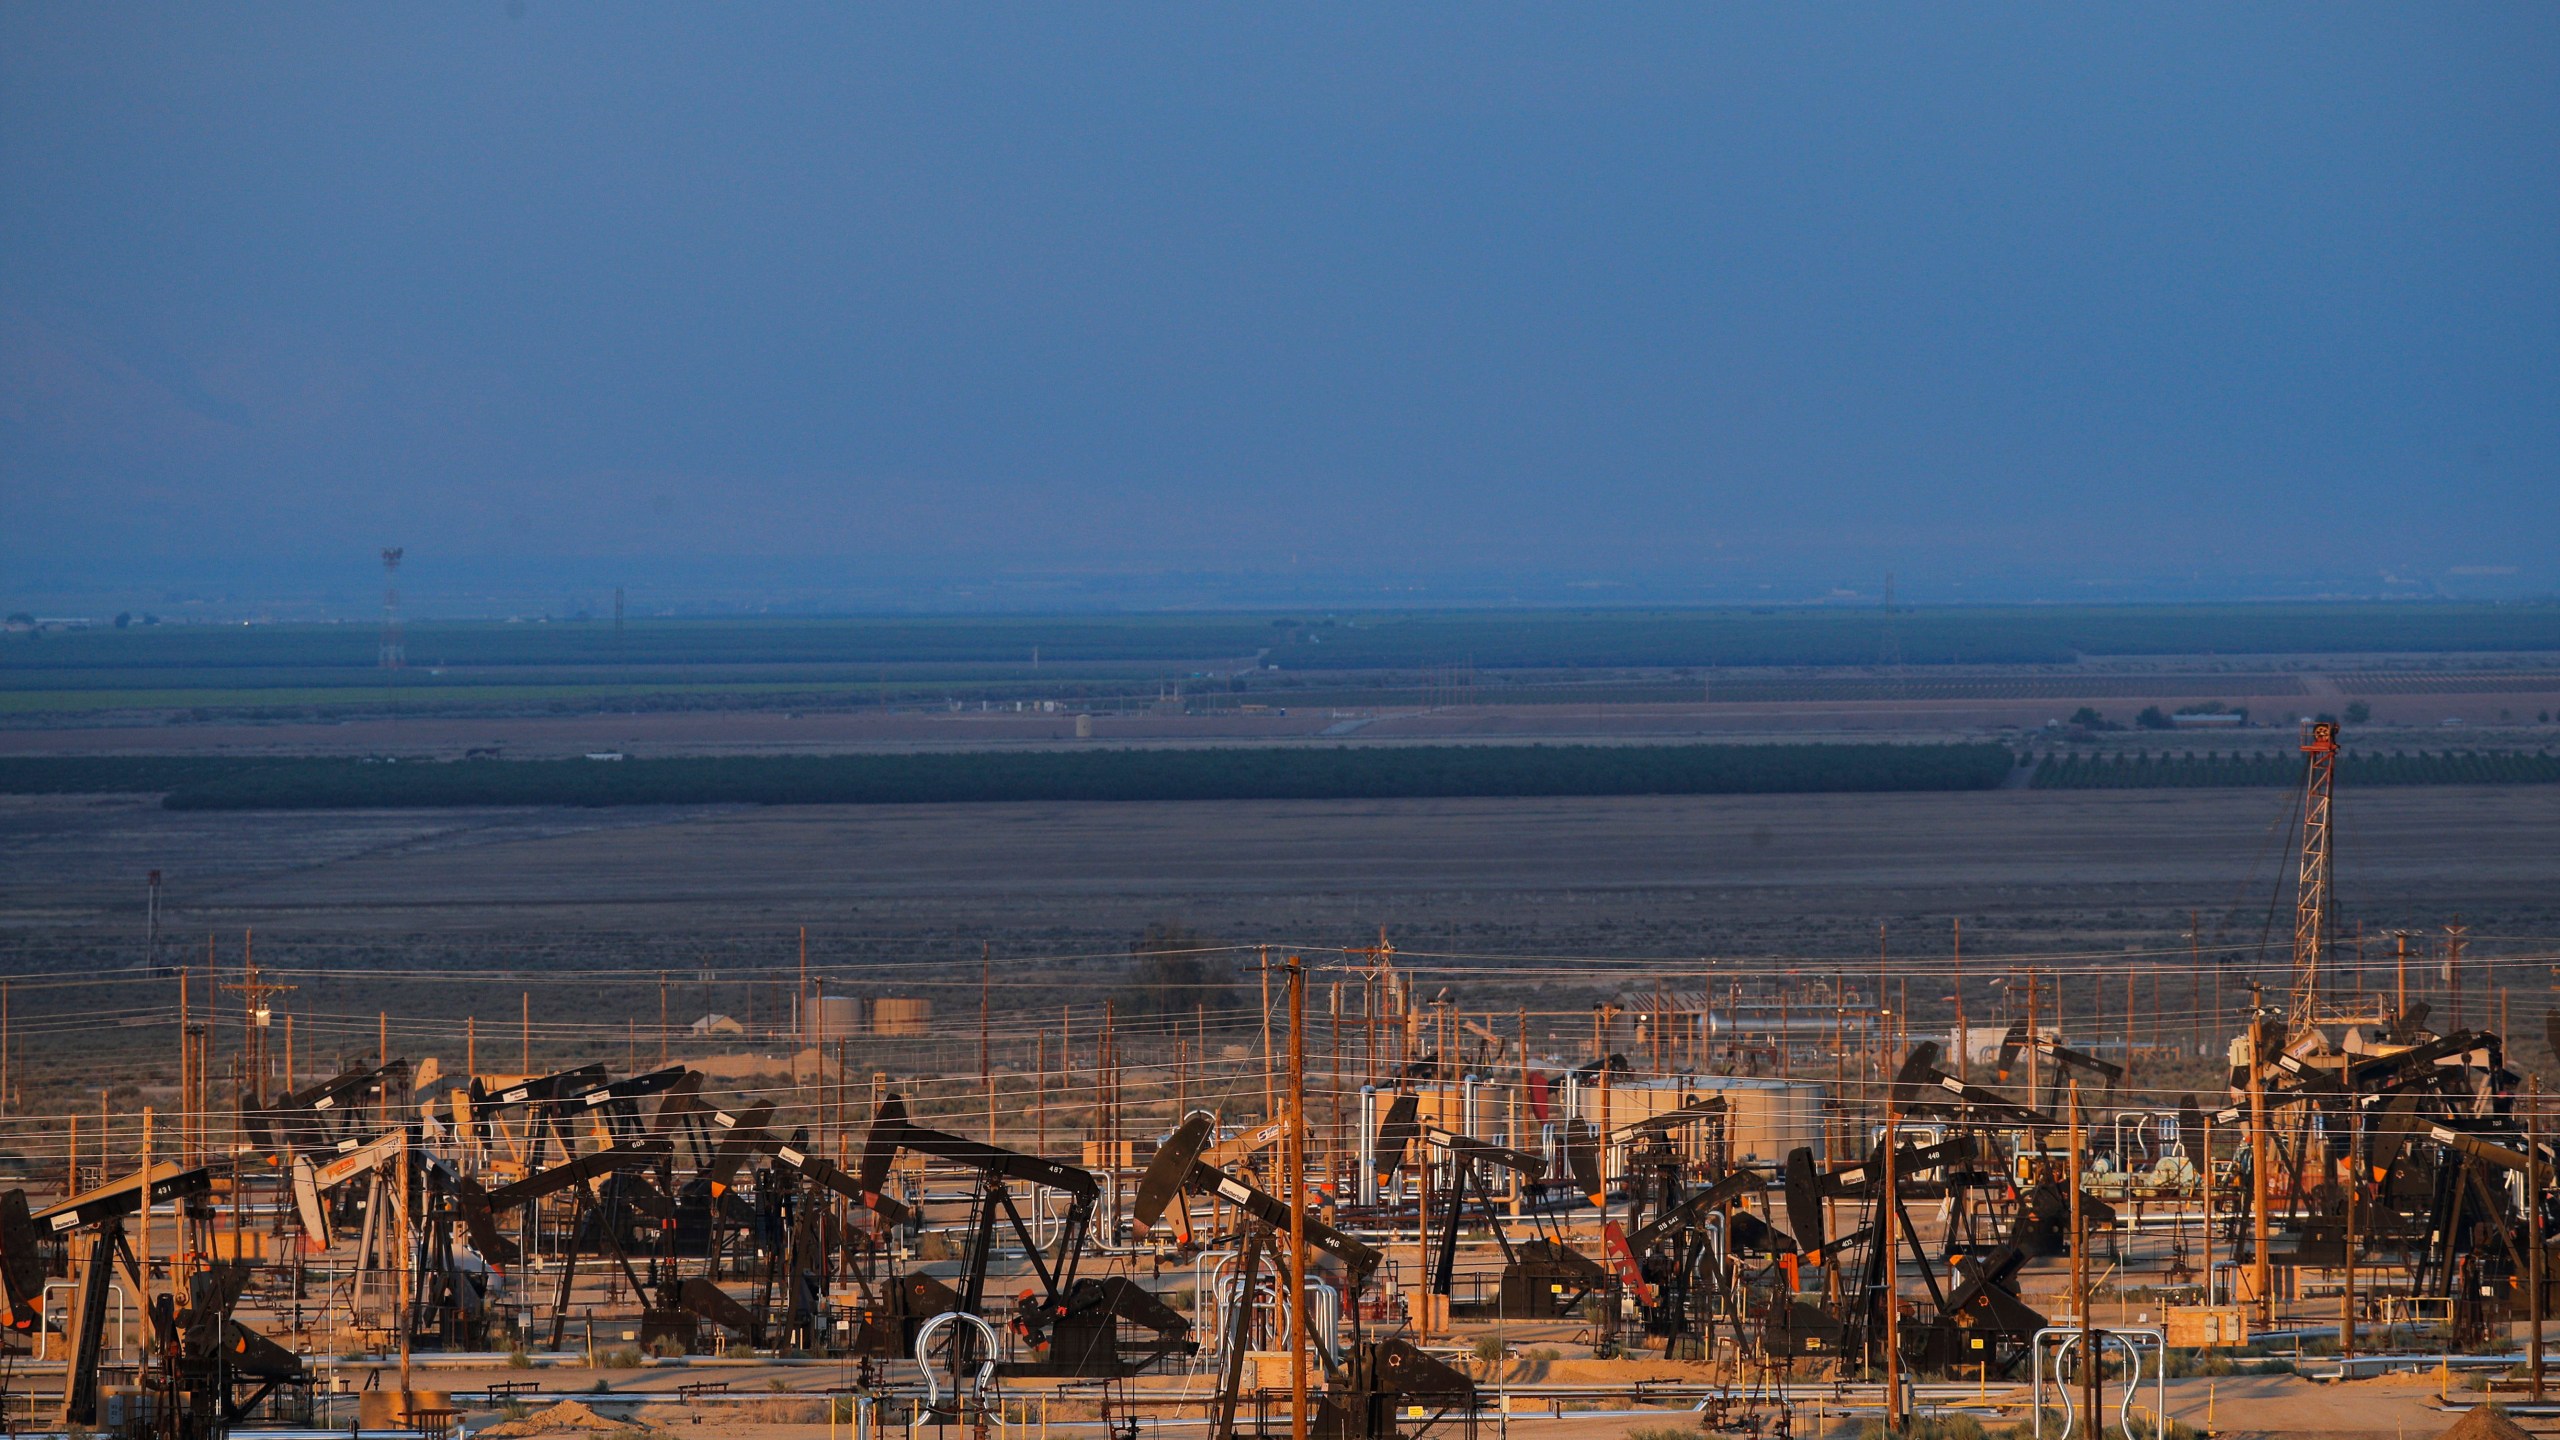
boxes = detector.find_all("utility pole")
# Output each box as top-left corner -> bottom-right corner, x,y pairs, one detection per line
177,972 -> 190,1162
2024,969 -> 2040,1103
2200,1111 -> 2215,1304
1952,919 -> 1966,1085
398,1122 -> 413,1404
1287,957 -> 1309,1440
220,932 -> 291,1110
1883,1110 -> 1904,1434
2124,971 -> 2134,1076
137,1108 -> 153,1318
1593,1002 -> 1619,1143
2190,912 -> 2203,1059
2249,1027 -> 2273,1330
1877,923 -> 1890,1076
981,942 -> 993,1143
2342,1104 -> 2358,1362
2071,1081 -> 2096,1436
2444,922 -> 2467,1030
2530,1078 -> 2546,1402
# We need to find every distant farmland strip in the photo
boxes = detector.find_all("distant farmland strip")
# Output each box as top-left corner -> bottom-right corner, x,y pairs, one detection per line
2030,749 -> 2560,789
0,743 -> 2017,809
2330,671 -> 2560,695
1209,673 -> 2314,709
10,603 -> 2555,676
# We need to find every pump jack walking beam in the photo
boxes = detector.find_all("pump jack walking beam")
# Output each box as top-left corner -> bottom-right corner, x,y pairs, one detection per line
1140,1111 -> 1383,1288
37,1164 -> 215,1425
859,1095 -> 1092,1314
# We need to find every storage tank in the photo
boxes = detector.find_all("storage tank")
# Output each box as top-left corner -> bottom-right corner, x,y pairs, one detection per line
805,994 -> 862,1042
1563,1074 -> 1830,1168
872,998 -> 933,1036
1690,1076 -> 1828,1167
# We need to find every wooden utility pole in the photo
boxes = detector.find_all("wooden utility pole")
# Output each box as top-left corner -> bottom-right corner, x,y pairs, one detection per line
137,1108 -> 152,1315
1103,1001 -> 1118,1156
1287,957 -> 1309,1440
1883,1110 -> 1904,1434
520,992 -> 530,1075
2531,1078 -> 2546,1402
2071,1081 -> 2096,1435
2250,1053 -> 2273,1329
1260,945 -> 1274,1119
981,943 -> 993,1143
2025,969 -> 2040,1101
1952,919 -> 1966,1084
2200,1111 -> 2215,1302
2342,1110 -> 2358,1361
1593,1003 -> 1618,1142
2444,923 -> 2466,1029
180,971 -> 195,1162
1333,986 -> 1348,1192
1778,986 -> 1791,1081
398,1126 -> 414,1404
1877,924 -> 1890,1078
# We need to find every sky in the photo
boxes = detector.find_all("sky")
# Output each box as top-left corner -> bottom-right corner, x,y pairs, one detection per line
3,5 -> 2555,615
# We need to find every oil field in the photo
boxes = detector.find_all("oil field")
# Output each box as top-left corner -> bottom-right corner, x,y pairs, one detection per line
9,6 -> 2559,1440
1,606 -> 2557,1440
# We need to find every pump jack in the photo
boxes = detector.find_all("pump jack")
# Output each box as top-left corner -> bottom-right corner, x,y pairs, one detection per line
38,1163 -> 306,1431
1370,1092 -> 1588,1319
1144,1112 -> 1471,1440
859,1095 -> 1191,1385
1599,1166 -> 1764,1353
1371,1093 -> 1554,1303
483,1135 -> 674,1347
246,1059 -> 408,1160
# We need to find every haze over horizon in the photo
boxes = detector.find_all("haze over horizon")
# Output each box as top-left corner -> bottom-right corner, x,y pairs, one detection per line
5,6 -> 2556,616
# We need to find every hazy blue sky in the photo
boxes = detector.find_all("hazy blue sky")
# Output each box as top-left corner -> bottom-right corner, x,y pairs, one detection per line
4,6 -> 2554,613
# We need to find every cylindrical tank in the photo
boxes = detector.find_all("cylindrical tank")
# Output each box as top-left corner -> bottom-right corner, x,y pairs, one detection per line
809,995 -> 861,1042
872,998 -> 932,1036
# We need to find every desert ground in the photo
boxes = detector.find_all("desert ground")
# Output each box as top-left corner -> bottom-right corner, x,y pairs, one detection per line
2,783 -> 2551,1102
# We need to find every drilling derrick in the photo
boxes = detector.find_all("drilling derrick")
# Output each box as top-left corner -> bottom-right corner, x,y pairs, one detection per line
2288,718 -> 2339,1035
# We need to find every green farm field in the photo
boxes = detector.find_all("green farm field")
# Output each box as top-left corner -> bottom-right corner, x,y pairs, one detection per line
6,603 -> 2556,723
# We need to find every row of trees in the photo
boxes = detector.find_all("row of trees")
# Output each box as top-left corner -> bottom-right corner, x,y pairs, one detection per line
86,741 -> 2021,810
2033,749 -> 2560,789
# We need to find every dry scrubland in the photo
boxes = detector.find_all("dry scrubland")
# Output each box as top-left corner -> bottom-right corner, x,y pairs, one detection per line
1,784 -> 2552,1104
